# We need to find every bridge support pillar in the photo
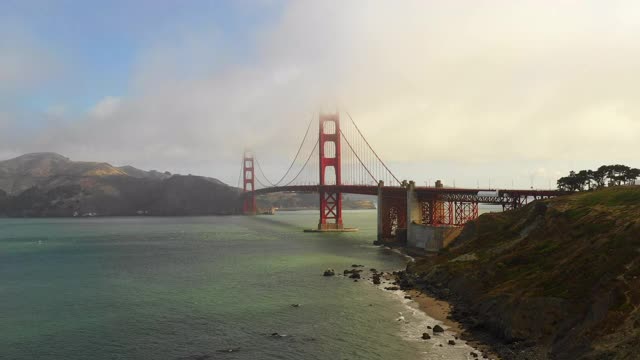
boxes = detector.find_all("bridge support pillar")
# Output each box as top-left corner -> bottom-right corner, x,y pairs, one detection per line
375,181 -> 407,242
242,150 -> 257,215
377,181 -> 384,242
406,181 -> 422,243
317,113 -> 345,230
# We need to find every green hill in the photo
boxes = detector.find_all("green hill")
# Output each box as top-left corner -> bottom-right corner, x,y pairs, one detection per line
405,186 -> 640,359
0,153 -> 241,217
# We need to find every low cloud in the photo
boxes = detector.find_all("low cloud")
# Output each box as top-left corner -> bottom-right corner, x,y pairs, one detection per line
2,1 -> 640,187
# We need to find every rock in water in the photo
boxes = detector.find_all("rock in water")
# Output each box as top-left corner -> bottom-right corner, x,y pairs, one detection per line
433,325 -> 445,333
421,333 -> 431,340
448,340 -> 456,345
323,269 -> 335,276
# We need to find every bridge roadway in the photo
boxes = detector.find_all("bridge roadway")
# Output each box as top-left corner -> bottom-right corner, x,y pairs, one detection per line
251,185 -> 561,205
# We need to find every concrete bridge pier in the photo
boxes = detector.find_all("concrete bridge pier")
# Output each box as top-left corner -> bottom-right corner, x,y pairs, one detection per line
406,181 -> 421,244
377,181 -> 384,243
406,181 -> 451,252
376,180 -> 407,243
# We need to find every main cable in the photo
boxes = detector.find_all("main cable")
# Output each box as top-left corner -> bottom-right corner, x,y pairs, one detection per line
254,157 -> 276,187
339,129 -> 377,184
284,139 -> 319,186
345,111 -> 401,185
273,113 -> 316,186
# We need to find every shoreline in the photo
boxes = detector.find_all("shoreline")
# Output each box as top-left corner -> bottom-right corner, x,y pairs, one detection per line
377,245 -> 501,360
402,288 -> 500,360
358,247 -> 492,359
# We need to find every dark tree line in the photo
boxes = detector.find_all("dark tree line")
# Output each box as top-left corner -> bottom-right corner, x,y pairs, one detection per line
557,165 -> 640,192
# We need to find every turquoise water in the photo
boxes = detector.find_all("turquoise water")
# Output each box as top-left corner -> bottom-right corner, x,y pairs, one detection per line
1,210 -> 476,359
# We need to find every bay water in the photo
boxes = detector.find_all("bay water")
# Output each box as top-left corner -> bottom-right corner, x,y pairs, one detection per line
1,210 -> 477,359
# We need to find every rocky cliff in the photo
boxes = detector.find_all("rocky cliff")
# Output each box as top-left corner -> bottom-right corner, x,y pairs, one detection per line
402,186 -> 640,359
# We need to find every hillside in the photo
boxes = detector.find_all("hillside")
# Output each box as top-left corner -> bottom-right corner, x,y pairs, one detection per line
0,153 -> 241,217
403,186 -> 640,359
0,153 -> 128,195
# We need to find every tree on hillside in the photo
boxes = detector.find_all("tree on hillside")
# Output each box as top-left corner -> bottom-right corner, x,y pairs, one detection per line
604,165 -> 630,186
557,171 -> 584,192
625,168 -> 640,185
558,164 -> 640,191
590,166 -> 608,189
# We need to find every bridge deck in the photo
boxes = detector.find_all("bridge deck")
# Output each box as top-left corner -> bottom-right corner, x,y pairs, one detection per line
249,185 -> 563,205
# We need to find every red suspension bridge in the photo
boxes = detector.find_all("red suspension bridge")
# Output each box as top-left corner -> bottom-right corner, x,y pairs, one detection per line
241,112 -> 561,244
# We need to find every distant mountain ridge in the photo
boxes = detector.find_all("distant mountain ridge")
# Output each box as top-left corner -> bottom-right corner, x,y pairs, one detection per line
0,153 -> 128,195
0,153 -> 240,217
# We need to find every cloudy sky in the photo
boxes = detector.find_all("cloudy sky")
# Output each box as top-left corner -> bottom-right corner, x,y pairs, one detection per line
1,0 -> 639,189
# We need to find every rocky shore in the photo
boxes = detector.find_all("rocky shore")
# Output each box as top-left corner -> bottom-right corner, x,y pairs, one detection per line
393,186 -> 640,360
392,269 -> 516,359
323,263 -> 494,359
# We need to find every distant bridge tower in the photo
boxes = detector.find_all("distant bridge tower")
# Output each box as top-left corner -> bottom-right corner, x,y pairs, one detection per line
243,150 -> 257,215
318,113 -> 343,230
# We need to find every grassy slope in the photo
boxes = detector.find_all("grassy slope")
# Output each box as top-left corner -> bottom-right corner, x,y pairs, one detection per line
409,186 -> 640,359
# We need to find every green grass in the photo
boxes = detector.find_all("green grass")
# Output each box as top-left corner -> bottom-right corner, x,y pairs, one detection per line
576,186 -> 640,207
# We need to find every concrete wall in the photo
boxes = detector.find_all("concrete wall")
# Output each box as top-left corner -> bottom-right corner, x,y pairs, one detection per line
404,180 -> 459,251
407,224 -> 443,251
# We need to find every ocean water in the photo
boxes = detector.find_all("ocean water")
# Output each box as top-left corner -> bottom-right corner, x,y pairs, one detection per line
0,210 -> 478,360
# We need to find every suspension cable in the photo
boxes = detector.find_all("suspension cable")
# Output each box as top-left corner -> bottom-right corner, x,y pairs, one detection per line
272,113 -> 316,186
339,129 -> 377,184
284,139 -> 319,186
345,111 -> 401,185
254,157 -> 276,186
254,175 -> 270,189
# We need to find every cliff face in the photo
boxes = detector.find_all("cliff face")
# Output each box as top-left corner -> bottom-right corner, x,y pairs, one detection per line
0,153 -> 242,217
406,186 -> 640,359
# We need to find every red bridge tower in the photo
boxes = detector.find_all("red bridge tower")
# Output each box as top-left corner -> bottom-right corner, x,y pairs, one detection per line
318,113 -> 343,230
243,150 -> 257,215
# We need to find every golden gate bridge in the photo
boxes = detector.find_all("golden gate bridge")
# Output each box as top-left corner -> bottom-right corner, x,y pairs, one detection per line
240,112 -> 561,243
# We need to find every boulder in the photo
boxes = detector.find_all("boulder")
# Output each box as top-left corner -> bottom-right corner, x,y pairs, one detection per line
323,269 -> 335,276
372,275 -> 381,285
421,333 -> 431,340
344,269 -> 363,275
433,325 -> 445,333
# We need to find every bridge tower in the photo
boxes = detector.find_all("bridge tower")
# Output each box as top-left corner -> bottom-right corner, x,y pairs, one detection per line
318,113 -> 343,230
243,150 -> 257,215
